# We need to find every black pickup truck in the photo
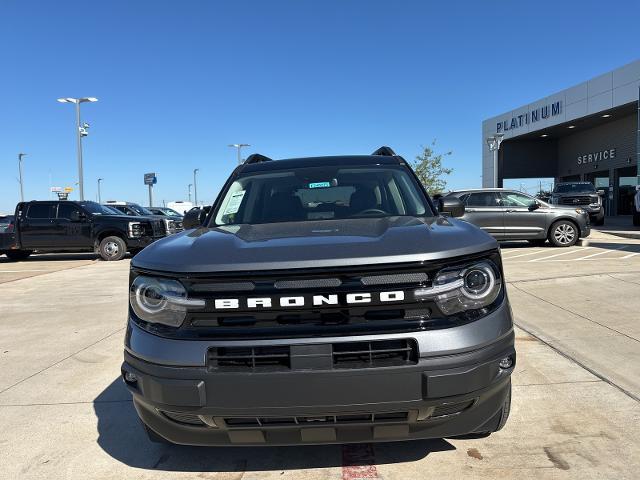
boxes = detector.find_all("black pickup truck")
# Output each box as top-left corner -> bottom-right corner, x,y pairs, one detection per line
0,200 -> 165,261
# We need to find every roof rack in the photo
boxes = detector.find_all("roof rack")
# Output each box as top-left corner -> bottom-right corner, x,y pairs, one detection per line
371,146 -> 397,156
244,153 -> 273,164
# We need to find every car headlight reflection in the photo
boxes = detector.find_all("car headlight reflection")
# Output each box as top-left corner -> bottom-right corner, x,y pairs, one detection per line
130,276 -> 205,327
414,261 -> 501,315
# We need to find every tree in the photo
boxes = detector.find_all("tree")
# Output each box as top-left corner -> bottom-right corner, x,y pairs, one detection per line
410,141 -> 453,195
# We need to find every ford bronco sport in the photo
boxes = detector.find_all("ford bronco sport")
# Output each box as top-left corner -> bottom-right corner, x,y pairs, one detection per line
122,147 -> 515,445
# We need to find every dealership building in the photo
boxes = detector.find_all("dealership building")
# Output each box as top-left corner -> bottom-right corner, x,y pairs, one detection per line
482,60 -> 640,217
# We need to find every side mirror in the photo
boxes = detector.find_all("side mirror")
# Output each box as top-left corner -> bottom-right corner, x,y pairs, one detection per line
597,189 -> 605,196
529,201 -> 540,211
183,208 -> 208,229
438,197 -> 465,218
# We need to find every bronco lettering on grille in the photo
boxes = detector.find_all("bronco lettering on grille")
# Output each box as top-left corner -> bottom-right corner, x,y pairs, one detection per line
213,290 -> 405,310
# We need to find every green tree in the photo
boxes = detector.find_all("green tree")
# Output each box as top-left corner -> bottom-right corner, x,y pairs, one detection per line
410,141 -> 453,195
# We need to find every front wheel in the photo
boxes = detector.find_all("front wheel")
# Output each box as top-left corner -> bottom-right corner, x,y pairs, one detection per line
548,220 -> 579,247
492,380 -> 512,432
98,236 -> 127,261
4,250 -> 33,261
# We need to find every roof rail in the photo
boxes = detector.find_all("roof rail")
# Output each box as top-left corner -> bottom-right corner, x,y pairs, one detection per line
244,153 -> 273,164
371,146 -> 397,156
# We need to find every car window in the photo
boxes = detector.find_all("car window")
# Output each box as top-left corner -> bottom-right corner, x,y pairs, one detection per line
26,204 -> 54,219
465,192 -> 500,207
57,204 -> 81,220
501,192 -> 536,207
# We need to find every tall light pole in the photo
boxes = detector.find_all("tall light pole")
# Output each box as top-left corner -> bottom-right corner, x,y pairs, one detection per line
193,168 -> 199,206
486,134 -> 504,188
228,143 -> 250,165
188,183 -> 193,203
97,178 -> 103,203
18,153 -> 26,202
57,97 -> 98,200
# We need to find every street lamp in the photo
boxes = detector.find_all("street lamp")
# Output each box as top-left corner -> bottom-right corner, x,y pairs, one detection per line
486,134 -> 504,188
193,168 -> 199,206
18,153 -> 26,202
57,97 -> 98,200
97,178 -> 103,204
228,143 -> 250,165
188,183 -> 193,203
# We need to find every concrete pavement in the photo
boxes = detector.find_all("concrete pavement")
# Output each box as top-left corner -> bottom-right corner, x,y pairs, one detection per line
0,245 -> 639,479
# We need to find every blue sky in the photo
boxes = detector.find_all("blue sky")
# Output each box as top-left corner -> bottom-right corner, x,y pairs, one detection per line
1,0 -> 639,212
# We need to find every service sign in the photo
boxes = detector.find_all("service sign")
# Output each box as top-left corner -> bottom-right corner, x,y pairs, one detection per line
50,186 -> 62,193
144,173 -> 157,185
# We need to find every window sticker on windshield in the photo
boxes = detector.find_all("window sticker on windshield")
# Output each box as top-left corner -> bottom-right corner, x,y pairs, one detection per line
309,181 -> 332,189
223,190 -> 246,215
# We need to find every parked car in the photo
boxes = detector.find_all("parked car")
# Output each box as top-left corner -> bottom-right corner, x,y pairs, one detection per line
550,182 -> 605,226
444,189 -> 590,247
146,207 -> 184,231
103,201 -> 181,234
122,147 -> 515,446
0,215 -> 14,233
0,201 -> 164,261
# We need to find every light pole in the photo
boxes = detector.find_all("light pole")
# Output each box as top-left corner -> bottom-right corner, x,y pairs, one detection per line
97,178 -> 103,203
188,183 -> 192,203
193,168 -> 199,206
486,134 -> 504,188
57,97 -> 98,200
18,153 -> 26,202
228,143 -> 250,165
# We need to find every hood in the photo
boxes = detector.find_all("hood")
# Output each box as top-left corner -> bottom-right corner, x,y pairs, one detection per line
552,191 -> 598,198
132,216 -> 498,273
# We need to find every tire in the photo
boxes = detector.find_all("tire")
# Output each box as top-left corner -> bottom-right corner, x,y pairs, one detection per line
4,250 -> 33,261
548,220 -> 579,247
527,239 -> 546,247
594,217 -> 605,226
633,212 -> 640,227
492,380 -> 512,432
98,236 -> 127,261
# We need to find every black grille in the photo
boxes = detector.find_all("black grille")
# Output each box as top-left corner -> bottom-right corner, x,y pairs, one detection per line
161,411 -> 205,425
150,220 -> 166,237
559,196 -> 590,205
223,412 -> 408,429
208,339 -> 418,372
208,345 -> 290,372
431,400 -> 474,418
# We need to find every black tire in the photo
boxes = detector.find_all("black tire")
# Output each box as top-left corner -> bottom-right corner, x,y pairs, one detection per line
493,380 -> 512,432
548,220 -> 579,247
633,212 -> 640,227
98,236 -> 127,261
594,217 -> 605,226
4,250 -> 33,261
527,239 -> 546,247
143,424 -> 171,444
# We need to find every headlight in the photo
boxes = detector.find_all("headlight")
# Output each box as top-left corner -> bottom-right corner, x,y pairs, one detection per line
128,221 -> 144,238
163,218 -> 177,234
130,276 -> 205,327
575,208 -> 586,214
414,261 -> 502,315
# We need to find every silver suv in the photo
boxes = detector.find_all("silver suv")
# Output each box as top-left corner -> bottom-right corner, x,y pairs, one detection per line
444,189 -> 590,247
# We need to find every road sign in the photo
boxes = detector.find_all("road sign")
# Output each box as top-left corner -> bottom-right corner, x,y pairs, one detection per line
50,186 -> 63,193
144,173 -> 157,186
64,186 -> 73,193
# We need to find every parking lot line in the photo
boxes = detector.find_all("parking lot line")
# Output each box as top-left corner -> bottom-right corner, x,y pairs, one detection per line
576,245 -> 628,261
500,249 -> 547,259
621,252 -> 640,260
528,247 -> 591,262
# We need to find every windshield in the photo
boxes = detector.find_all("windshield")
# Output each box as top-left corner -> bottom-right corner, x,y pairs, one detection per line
80,202 -> 122,215
129,204 -> 154,215
553,183 -> 596,194
163,208 -> 181,216
213,164 -> 432,225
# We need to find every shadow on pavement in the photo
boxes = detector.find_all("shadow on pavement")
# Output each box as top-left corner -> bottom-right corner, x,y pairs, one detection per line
94,378 -> 455,472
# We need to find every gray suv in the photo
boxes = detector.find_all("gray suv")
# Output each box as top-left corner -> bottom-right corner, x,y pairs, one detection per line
122,148 -> 515,446
444,189 -> 590,247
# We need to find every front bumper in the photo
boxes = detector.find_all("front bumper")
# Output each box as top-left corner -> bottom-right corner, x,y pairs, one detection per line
127,236 -> 160,250
122,302 -> 515,446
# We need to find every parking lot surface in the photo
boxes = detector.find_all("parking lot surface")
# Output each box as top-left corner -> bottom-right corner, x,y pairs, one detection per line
1,232 -> 639,479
